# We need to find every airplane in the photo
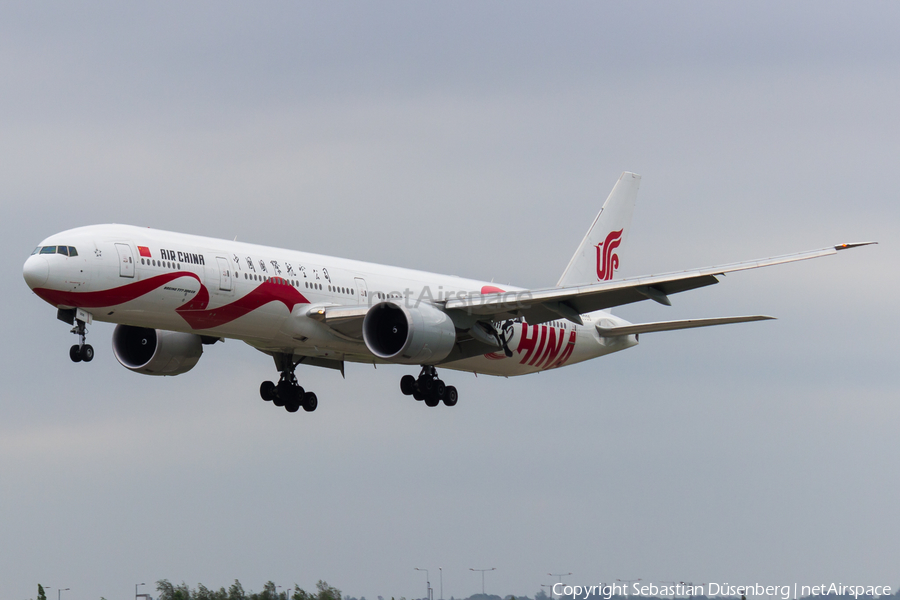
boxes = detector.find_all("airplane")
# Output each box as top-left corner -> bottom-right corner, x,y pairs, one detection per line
22,172 -> 874,413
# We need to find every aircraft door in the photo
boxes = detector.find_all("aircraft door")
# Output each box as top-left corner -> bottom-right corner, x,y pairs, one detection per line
115,243 -> 135,278
216,256 -> 233,292
354,277 -> 368,305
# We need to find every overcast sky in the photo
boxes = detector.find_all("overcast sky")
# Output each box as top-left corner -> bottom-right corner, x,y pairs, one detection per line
2,3 -> 899,600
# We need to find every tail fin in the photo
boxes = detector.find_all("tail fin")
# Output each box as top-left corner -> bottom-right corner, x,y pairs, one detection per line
556,171 -> 641,287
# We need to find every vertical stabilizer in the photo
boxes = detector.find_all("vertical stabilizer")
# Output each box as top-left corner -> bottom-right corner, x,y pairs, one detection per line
556,171 -> 640,288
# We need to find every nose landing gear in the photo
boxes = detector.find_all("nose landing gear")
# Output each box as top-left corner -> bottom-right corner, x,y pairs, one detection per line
259,352 -> 318,413
67,313 -> 94,363
401,366 -> 458,407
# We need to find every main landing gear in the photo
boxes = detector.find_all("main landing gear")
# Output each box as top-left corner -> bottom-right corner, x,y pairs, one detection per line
259,353 -> 317,413
400,366 -> 458,407
69,318 -> 94,363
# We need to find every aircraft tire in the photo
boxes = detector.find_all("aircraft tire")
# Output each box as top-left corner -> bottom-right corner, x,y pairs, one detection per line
418,375 -> 434,393
434,379 -> 445,399
285,399 -> 301,413
80,344 -> 94,362
424,393 -> 440,408
70,345 -> 82,363
413,389 -> 425,401
260,381 -> 275,401
400,375 -> 416,396
302,391 -> 318,412
443,386 -> 458,407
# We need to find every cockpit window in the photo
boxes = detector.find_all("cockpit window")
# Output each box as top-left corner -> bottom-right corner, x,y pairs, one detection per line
34,245 -> 78,256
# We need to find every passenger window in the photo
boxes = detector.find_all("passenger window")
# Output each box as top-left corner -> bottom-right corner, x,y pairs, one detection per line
68,246 -> 78,257
40,246 -> 56,255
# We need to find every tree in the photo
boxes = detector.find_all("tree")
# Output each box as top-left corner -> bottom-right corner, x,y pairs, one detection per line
158,580 -> 176,600
157,579 -> 192,600
229,580 -> 247,600
316,581 -> 342,600
293,585 -> 314,600
37,584 -> 47,600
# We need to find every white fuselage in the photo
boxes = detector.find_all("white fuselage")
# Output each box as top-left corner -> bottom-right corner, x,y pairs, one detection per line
23,224 -> 638,377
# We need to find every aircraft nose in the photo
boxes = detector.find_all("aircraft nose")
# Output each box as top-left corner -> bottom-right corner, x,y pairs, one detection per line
23,255 -> 49,289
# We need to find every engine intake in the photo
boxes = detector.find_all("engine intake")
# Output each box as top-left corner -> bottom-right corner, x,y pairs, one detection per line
362,301 -> 456,364
112,325 -> 203,376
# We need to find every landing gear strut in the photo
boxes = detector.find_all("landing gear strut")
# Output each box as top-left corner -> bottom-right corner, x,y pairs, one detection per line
69,318 -> 94,363
259,353 -> 317,413
400,366 -> 458,407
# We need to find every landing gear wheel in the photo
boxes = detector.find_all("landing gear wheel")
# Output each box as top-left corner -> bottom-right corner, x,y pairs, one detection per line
418,375 -> 434,394
79,344 -> 94,362
400,374 -> 416,396
272,387 -> 286,407
408,366 -> 457,407
70,345 -> 82,363
265,352 -> 319,414
443,386 -> 458,407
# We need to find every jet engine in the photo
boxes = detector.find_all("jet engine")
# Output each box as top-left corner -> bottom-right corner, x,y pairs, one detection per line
112,325 -> 204,376
362,301 -> 456,364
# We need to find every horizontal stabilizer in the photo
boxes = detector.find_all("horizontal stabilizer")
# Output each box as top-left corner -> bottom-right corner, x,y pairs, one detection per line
596,315 -> 774,336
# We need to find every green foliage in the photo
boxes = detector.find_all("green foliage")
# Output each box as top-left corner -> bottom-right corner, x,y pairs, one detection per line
151,580 -> 343,600
157,579 -> 194,600
37,584 -> 47,600
315,580 -> 342,600
293,585 -> 314,600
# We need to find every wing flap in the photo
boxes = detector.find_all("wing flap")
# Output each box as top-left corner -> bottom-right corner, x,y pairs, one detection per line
307,304 -> 369,340
597,315 -> 774,336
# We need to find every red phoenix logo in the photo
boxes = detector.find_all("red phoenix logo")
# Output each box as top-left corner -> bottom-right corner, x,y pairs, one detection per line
595,229 -> 623,281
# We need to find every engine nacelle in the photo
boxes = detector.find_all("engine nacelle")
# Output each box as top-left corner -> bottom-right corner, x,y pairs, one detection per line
362,301 -> 456,364
112,325 -> 203,376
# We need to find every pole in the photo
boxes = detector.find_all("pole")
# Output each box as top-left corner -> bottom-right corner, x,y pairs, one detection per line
469,568 -> 495,595
137,583 -> 146,600
58,589 -> 70,600
439,567 -> 443,600
415,568 -> 430,600
549,574 -> 572,598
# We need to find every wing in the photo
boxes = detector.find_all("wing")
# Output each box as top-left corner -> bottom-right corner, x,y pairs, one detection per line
442,242 -> 877,325
306,304 -> 368,340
